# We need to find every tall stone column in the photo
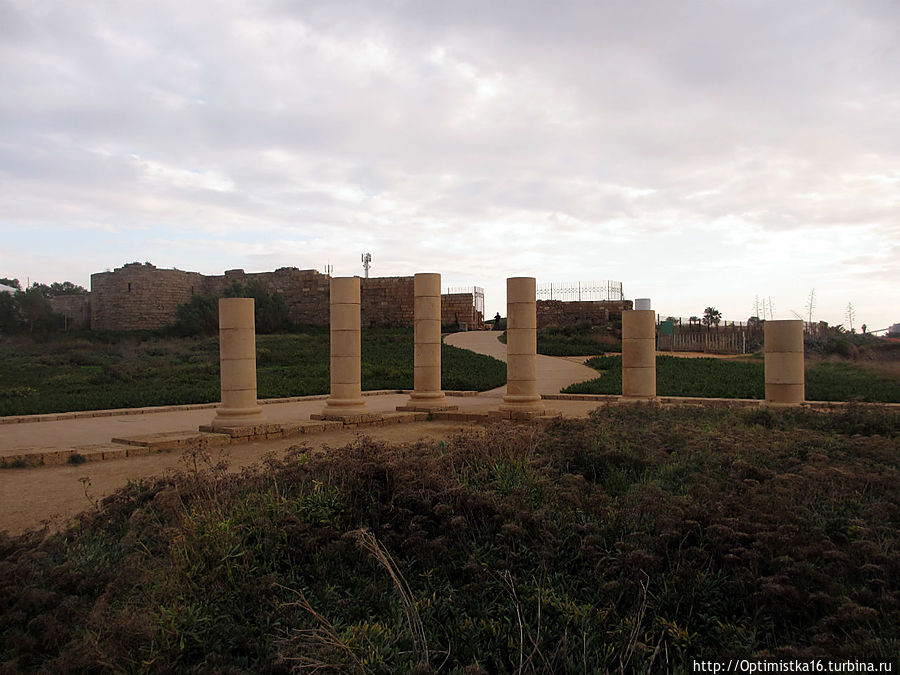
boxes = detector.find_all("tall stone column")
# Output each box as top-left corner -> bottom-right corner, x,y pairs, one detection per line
320,276 -> 369,419
622,299 -> 656,399
499,277 -> 544,416
764,320 -> 805,405
398,272 -> 456,411
209,297 -> 265,429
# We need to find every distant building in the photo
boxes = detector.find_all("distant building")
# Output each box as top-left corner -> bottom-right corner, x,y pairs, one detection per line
0,283 -> 16,295
890,323 -> 900,335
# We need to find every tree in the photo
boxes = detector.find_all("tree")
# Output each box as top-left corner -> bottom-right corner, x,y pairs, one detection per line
15,287 -> 57,333
173,295 -> 219,336
702,307 -> 722,327
225,280 -> 290,333
0,278 -> 21,290
0,292 -> 17,333
47,281 -> 88,296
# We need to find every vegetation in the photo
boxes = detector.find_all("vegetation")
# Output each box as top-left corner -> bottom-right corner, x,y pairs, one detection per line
0,286 -> 63,335
701,307 -> 722,327
0,329 -> 506,416
1,405 -> 897,671
172,280 -> 291,336
564,355 -> 900,403
499,321 -> 622,356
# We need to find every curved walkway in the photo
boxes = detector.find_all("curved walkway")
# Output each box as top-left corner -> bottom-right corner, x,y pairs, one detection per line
444,331 -> 598,395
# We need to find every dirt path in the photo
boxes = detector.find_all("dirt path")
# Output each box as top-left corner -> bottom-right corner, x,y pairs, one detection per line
445,331 -> 599,394
0,421 -> 475,536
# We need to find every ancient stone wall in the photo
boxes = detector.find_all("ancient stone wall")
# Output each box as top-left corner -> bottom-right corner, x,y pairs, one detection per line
442,293 -> 482,328
89,264 -> 478,331
91,263 -> 206,331
203,268 -> 332,325
48,295 -> 91,330
359,276 -> 417,327
536,300 -> 632,329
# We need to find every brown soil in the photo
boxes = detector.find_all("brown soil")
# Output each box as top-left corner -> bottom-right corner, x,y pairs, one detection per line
0,421 -> 470,536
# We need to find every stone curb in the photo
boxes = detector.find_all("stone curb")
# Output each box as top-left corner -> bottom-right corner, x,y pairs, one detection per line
0,389 -> 436,426
541,393 -> 900,409
0,412 -> 429,469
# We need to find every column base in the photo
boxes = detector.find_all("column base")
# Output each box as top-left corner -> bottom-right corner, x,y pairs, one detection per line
208,405 -> 265,430
499,394 -> 544,416
397,391 -> 457,412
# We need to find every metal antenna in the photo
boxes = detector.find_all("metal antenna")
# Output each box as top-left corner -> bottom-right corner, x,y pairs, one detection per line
361,252 -> 372,279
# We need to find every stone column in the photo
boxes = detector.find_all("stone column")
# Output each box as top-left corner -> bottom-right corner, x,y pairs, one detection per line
499,277 -> 544,416
764,320 -> 805,405
320,276 -> 369,419
209,297 -> 265,429
399,272 -> 456,411
622,299 -> 656,399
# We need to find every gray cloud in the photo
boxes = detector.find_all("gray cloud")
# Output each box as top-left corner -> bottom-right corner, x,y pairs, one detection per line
1,0 -> 898,327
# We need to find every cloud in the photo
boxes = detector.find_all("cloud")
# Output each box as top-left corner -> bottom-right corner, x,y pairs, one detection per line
0,0 -> 898,328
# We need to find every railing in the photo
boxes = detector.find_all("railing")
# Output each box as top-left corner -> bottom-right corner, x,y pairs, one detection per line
536,281 -> 624,302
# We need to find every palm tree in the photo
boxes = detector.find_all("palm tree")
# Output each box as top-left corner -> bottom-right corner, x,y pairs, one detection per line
702,307 -> 722,327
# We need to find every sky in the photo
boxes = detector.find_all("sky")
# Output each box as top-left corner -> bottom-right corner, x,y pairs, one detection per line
1,1 -> 898,331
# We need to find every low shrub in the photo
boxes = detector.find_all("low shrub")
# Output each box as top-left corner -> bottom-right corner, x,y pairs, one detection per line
1,406 -> 897,670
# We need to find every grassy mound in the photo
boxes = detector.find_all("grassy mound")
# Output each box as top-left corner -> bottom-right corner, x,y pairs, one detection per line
564,355 -> 900,402
1,405 -> 898,671
0,329 -> 506,416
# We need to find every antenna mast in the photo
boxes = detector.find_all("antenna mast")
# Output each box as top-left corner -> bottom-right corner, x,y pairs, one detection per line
361,252 -> 372,279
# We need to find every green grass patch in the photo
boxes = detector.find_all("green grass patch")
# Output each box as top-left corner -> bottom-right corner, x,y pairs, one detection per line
0,329 -> 506,415
500,322 -> 622,356
564,355 -> 900,402
2,405 -> 897,670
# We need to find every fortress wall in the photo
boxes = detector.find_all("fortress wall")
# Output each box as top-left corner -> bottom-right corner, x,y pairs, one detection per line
536,299 -> 632,329
441,293 -> 481,328
90,265 -> 433,330
203,268 -> 332,325
360,276 -> 414,327
48,295 -> 91,330
90,263 -> 206,331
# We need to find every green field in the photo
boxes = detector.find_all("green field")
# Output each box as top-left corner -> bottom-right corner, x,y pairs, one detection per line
499,322 -> 622,356
0,329 -> 506,416
563,355 -> 900,403
2,404 -> 897,670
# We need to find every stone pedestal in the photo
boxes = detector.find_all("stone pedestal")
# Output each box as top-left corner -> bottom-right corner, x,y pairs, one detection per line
622,309 -> 657,399
209,298 -> 265,429
319,277 -> 371,420
765,320 -> 805,405
499,277 -> 545,417
398,272 -> 456,412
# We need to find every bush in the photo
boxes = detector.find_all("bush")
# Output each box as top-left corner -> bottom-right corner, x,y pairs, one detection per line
1,407 -> 898,669
225,280 -> 290,334
172,295 -> 219,336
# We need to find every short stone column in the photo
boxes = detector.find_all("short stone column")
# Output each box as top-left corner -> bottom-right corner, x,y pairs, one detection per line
398,272 -> 456,412
764,320 -> 805,405
622,299 -> 656,399
319,276 -> 370,420
209,297 -> 265,429
499,277 -> 545,417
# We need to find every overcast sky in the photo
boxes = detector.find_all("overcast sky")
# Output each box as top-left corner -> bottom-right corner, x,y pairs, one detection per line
1,0 -> 897,330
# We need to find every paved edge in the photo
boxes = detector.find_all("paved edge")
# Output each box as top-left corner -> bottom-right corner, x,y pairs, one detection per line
1,412 -> 430,469
0,389 -> 481,426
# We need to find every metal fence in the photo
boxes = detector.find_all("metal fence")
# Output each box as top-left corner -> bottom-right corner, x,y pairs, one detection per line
536,281 -> 624,302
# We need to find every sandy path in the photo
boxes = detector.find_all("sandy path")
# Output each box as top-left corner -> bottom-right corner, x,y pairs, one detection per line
445,331 -> 598,394
0,421 -> 475,536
